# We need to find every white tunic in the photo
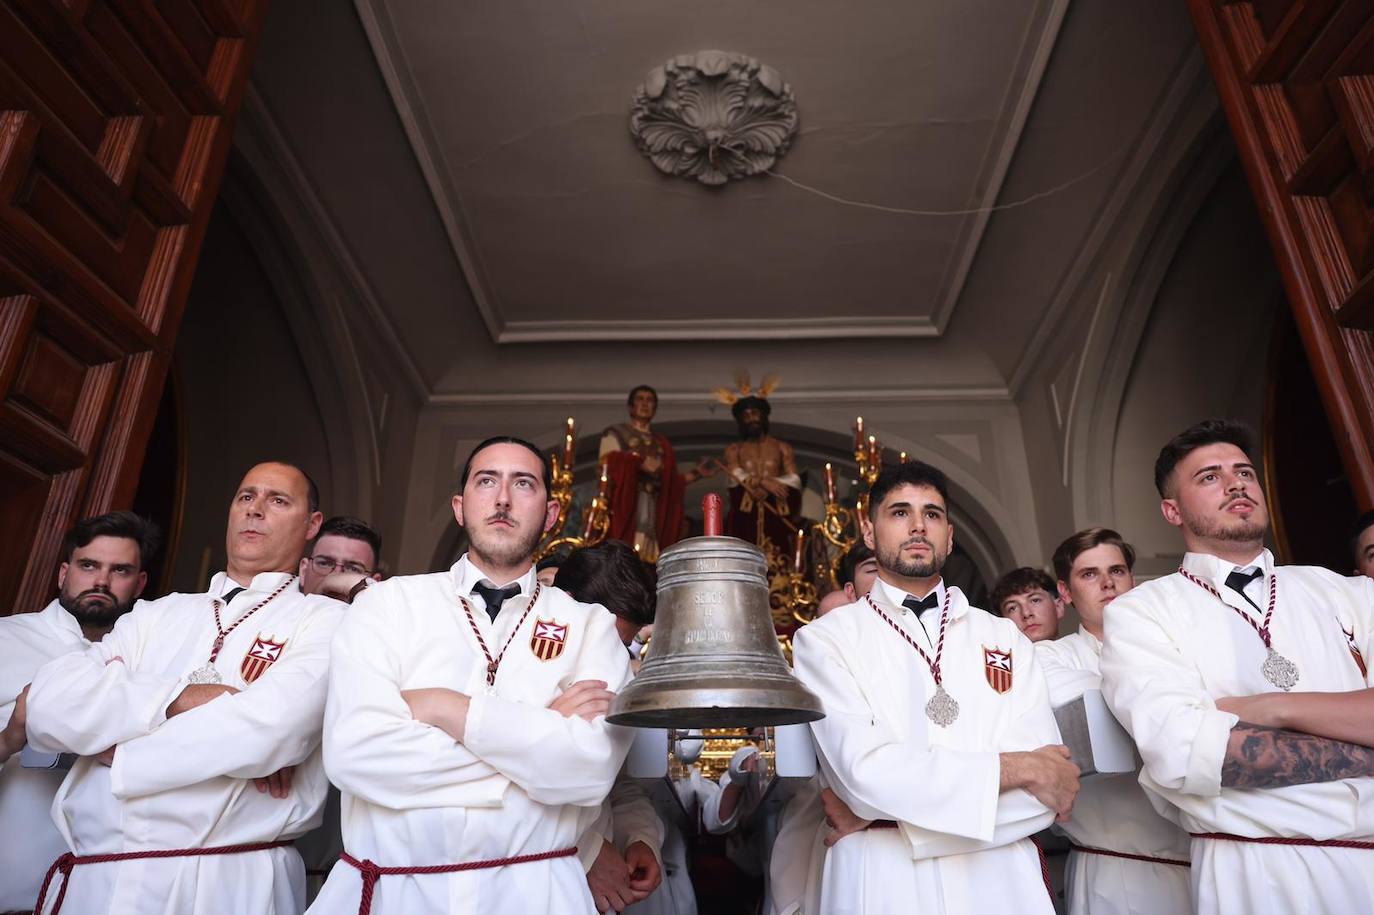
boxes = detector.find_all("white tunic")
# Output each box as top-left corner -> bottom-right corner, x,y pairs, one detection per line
766,776 -> 825,915
622,772 -> 714,915
793,579 -> 1059,915
309,556 -> 634,915
25,572 -> 342,915
1037,628 -> 1192,915
0,601 -> 91,910
1100,550 -> 1374,915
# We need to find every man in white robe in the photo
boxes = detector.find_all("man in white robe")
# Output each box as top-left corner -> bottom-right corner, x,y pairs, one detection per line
793,459 -> 1079,915
0,512 -> 157,912
25,461 -> 340,915
311,436 -> 634,915
1100,419 -> 1374,915
1038,527 -> 1192,915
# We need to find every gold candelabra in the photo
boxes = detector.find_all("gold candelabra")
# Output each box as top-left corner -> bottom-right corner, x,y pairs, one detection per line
784,416 -> 908,627
535,417 -> 613,560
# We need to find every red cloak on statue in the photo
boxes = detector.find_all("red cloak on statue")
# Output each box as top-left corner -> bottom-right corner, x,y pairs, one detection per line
603,432 -> 686,553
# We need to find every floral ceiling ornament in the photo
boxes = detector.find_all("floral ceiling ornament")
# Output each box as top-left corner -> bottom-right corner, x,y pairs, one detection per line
629,50 -> 799,186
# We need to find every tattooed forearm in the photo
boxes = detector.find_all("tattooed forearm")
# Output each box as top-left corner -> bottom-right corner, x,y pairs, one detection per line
1221,723 -> 1374,789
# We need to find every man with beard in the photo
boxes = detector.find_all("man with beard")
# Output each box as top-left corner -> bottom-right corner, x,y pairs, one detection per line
1100,420 -> 1374,915
0,511 -> 158,912
600,385 -> 714,562
313,437 -> 634,915
1037,528 -> 1191,915
25,462 -> 341,915
792,460 -> 1078,914
721,395 -> 800,555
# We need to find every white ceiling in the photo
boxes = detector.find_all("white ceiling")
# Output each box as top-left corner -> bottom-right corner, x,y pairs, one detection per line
357,0 -> 1069,341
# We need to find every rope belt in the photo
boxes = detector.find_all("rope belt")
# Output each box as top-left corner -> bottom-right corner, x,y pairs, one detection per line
340,846 -> 579,915
35,840 -> 291,914
1068,842 -> 1190,867
1190,832 -> 1374,850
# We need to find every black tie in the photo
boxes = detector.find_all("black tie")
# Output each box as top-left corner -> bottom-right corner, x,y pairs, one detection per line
220,587 -> 245,606
472,582 -> 522,623
903,593 -> 940,615
1224,567 -> 1263,613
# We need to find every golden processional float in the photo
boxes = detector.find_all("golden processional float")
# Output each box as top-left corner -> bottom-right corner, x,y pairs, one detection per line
529,412 -> 908,798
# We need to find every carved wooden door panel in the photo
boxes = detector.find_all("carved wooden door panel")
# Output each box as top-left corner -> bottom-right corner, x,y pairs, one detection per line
1189,0 -> 1374,510
0,1 -> 268,613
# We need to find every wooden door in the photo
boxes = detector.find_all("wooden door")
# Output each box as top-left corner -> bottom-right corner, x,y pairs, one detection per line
1189,0 -> 1374,511
0,0 -> 268,614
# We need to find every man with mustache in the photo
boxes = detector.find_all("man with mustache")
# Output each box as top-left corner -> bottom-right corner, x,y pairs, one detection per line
792,460 -> 1077,914
1037,528 -> 1191,915
0,511 -> 158,912
1100,420 -> 1374,914
312,436 -> 634,915
25,461 -> 341,915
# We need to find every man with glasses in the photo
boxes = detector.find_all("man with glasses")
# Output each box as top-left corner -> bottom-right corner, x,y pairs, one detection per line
298,516 -> 383,602
295,516 -> 384,901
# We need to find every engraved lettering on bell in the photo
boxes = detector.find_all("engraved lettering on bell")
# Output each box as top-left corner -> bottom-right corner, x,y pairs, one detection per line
630,50 -> 799,186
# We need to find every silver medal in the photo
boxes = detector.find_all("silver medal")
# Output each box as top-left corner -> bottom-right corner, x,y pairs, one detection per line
188,664 -> 222,685
925,686 -> 960,727
1262,648 -> 1300,691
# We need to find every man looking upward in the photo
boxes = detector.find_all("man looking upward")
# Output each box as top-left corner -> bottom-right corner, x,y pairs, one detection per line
313,437 -> 634,915
1101,420 -> 1374,914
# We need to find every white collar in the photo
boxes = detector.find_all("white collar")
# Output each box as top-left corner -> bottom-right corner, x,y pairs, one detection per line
1075,625 -> 1103,655
1180,548 -> 1274,590
38,599 -> 90,643
871,576 -> 948,618
208,570 -> 294,597
451,553 -> 537,600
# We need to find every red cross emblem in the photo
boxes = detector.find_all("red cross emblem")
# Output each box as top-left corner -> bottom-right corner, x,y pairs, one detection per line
984,646 -> 1013,694
240,636 -> 287,684
530,619 -> 569,662
1342,623 -> 1368,679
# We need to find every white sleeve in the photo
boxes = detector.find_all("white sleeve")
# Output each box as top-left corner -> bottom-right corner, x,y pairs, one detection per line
609,774 -> 665,863
109,601 -> 342,798
700,769 -> 738,835
463,608 -> 635,807
793,625 -> 1052,846
25,604 -> 182,755
768,778 -> 825,915
1100,591 -> 1238,798
323,588 -> 506,810
1037,643 -> 1099,707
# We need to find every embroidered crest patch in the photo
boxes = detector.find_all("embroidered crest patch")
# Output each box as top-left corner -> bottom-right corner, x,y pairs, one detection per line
240,636 -> 287,684
531,618 -> 569,662
1342,623 -> 1368,679
984,646 -> 1013,694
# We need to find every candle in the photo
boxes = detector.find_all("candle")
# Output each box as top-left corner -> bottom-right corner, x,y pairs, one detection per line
867,435 -> 878,468
823,462 -> 836,503
551,453 -> 561,479
793,527 -> 806,573
854,416 -> 864,450
899,451 -> 908,464
582,498 -> 599,539
563,417 -> 576,468
703,493 -> 723,536
597,462 -> 610,498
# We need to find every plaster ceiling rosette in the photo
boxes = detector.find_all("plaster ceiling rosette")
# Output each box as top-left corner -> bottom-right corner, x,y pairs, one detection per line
630,50 -> 799,186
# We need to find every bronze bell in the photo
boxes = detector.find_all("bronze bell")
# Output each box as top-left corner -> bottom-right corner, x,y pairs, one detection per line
607,530 -> 825,728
